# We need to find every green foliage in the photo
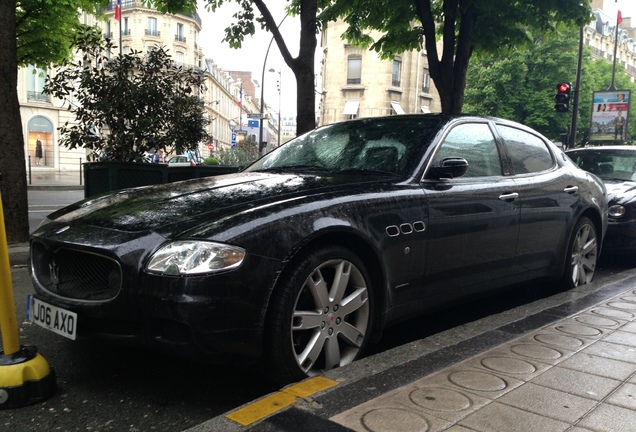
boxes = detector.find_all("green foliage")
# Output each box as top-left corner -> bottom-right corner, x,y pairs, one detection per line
215,136 -> 260,167
16,0 -> 107,67
203,156 -> 220,165
463,29 -> 636,144
44,32 -> 209,162
323,0 -> 592,113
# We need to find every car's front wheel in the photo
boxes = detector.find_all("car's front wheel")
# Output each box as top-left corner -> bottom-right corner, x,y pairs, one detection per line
264,246 -> 373,385
563,216 -> 598,288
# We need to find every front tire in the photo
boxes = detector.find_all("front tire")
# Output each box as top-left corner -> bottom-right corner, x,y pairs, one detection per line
563,216 -> 598,288
264,246 -> 373,385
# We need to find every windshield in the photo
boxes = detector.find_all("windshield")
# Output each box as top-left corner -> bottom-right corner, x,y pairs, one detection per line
568,149 -> 636,182
245,116 -> 442,177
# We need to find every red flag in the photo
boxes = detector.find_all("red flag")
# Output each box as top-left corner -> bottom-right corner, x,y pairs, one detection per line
618,10 -> 623,25
115,0 -> 121,22
237,86 -> 243,107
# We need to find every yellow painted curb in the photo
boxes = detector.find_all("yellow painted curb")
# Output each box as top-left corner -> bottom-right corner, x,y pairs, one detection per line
226,376 -> 339,426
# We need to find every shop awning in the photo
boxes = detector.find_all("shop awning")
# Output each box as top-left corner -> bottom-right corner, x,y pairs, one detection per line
343,100 -> 360,115
391,101 -> 405,115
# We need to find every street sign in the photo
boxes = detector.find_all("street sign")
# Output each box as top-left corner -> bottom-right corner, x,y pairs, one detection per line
207,144 -> 214,151
247,113 -> 263,118
231,132 -> 236,147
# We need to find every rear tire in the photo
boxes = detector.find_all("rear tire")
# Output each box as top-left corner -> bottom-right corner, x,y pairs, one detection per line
562,216 -> 598,289
264,246 -> 373,385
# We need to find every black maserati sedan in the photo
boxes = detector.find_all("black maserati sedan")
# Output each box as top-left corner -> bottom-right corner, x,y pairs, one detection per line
29,115 -> 607,385
566,146 -> 636,252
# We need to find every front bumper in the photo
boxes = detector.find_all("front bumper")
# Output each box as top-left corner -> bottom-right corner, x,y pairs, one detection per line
30,236 -> 282,364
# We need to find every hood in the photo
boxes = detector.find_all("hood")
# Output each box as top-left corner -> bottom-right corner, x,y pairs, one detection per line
603,179 -> 636,205
42,171 -> 389,233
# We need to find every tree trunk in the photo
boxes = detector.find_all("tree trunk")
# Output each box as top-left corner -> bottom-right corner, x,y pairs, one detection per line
253,0 -> 318,136
416,0 -> 476,114
293,47 -> 316,136
0,0 -> 30,244
292,0 -> 317,135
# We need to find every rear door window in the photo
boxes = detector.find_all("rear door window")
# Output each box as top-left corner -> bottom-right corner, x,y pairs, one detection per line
497,125 -> 554,174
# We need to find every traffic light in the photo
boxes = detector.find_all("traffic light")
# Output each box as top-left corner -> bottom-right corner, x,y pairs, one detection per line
555,82 -> 571,112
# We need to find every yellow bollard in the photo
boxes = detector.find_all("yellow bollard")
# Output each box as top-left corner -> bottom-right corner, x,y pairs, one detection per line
0,175 -> 56,409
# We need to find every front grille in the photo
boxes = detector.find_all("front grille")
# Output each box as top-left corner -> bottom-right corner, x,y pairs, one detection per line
31,242 -> 122,301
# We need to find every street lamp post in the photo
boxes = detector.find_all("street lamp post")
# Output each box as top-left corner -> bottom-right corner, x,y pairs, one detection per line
269,68 -> 281,147
258,14 -> 287,155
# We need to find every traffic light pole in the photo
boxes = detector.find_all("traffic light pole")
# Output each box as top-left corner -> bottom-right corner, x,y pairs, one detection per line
568,27 -> 584,149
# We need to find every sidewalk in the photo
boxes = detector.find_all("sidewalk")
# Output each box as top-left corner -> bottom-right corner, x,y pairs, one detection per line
26,169 -> 84,190
190,272 -> 636,432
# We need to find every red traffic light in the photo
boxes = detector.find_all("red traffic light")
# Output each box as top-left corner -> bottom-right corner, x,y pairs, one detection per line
557,83 -> 570,93
555,82 -> 572,112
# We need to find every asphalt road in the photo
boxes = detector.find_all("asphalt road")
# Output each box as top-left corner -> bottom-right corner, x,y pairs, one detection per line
27,190 -> 85,233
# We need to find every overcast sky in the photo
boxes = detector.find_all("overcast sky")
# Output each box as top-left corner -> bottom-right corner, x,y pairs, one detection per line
606,0 -> 636,20
197,0 -> 300,117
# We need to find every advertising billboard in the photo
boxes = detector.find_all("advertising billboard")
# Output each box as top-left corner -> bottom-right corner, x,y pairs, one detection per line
590,90 -> 630,141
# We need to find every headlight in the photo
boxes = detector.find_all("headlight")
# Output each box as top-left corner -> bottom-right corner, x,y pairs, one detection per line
609,204 -> 626,218
146,241 -> 246,275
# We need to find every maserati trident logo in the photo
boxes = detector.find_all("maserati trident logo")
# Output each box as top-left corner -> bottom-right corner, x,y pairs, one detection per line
49,261 -> 60,289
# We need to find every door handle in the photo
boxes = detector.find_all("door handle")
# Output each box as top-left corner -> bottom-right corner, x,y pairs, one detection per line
564,186 -> 579,194
499,192 -> 519,201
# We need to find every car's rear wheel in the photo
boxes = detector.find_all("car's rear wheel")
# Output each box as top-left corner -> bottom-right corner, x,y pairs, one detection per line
264,246 -> 373,385
563,216 -> 598,288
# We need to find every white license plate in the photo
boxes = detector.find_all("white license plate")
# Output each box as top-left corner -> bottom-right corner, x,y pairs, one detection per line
27,295 -> 77,340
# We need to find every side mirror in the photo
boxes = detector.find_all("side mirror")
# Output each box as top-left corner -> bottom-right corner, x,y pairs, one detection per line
426,157 -> 469,179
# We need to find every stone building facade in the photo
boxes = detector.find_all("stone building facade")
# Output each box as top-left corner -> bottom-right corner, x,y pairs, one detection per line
587,0 -> 636,81
18,0 -> 277,172
318,20 -> 441,126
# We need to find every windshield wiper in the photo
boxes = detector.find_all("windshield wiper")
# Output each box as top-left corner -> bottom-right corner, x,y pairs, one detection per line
335,168 -> 402,177
256,165 -> 331,173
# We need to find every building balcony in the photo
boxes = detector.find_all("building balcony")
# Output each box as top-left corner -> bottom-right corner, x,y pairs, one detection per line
175,34 -> 187,43
145,29 -> 160,37
101,1 -> 201,26
27,91 -> 50,103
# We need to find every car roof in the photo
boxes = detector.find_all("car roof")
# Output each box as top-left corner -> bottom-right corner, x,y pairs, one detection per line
335,113 -> 549,136
566,146 -> 636,152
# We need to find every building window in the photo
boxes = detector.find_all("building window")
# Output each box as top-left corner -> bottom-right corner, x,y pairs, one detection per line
105,20 -> 112,39
27,66 -> 49,102
176,23 -> 186,42
175,52 -> 184,66
146,17 -> 159,37
392,59 -> 402,87
123,17 -> 130,36
347,55 -> 361,84
422,72 -> 430,93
